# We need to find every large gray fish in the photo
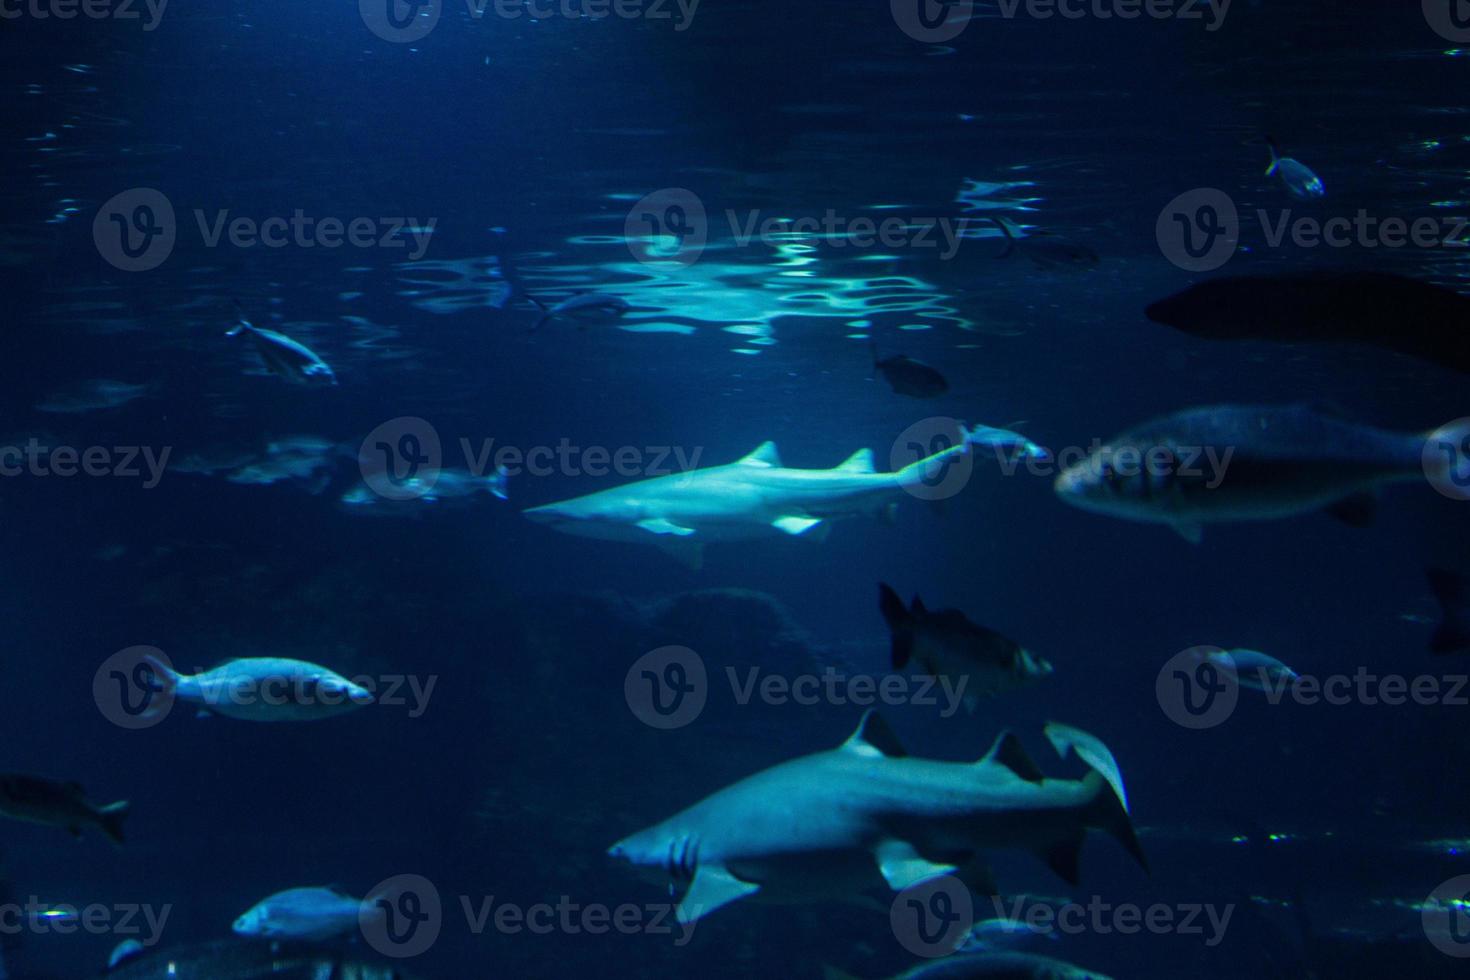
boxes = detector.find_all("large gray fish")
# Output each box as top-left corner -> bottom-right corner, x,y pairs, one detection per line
878,584 -> 1052,709
827,952 -> 1113,980
607,712 -> 1144,925
1145,271 -> 1470,374
1054,403 -> 1468,543
228,304 -> 337,385
0,774 -> 128,844
102,938 -> 416,979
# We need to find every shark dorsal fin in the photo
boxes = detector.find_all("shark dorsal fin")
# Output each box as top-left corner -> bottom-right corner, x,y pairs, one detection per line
841,710 -> 907,758
835,449 -> 875,473
738,441 -> 781,468
983,731 -> 1044,783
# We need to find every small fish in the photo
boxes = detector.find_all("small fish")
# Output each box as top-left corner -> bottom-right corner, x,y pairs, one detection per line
956,916 -> 1060,953
233,886 -> 373,943
34,379 -> 148,414
872,337 -> 949,398
1428,569 -> 1470,656
990,217 -> 1099,270
1145,271 -> 1470,375
340,466 -> 509,513
103,938 -> 415,979
963,423 -> 1051,463
143,655 -> 373,722
877,583 -> 1052,708
1188,648 -> 1300,692
0,773 -> 128,843
528,292 -> 630,329
1264,137 -> 1325,200
228,304 -> 337,385
827,952 -> 1113,980
1054,403 -> 1470,545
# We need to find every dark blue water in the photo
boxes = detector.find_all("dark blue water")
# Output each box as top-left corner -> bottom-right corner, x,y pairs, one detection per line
3,1 -> 1470,977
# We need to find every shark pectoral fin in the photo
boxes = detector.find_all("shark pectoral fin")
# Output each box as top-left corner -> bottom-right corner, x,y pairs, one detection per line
875,839 -> 957,891
772,515 -> 824,536
981,731 -> 1045,783
636,518 -> 696,536
1170,521 -> 1203,544
677,865 -> 759,925
841,710 -> 908,758
1039,834 -> 1085,886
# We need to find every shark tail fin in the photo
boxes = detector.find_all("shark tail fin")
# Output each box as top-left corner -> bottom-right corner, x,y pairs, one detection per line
1082,770 -> 1148,874
877,583 -> 914,669
97,800 -> 129,845
1428,568 -> 1470,655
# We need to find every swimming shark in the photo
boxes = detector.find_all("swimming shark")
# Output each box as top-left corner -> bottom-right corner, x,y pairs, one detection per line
607,711 -> 1146,925
523,439 -> 971,567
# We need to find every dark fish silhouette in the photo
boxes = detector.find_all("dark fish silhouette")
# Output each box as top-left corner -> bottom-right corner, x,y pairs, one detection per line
0,773 -> 128,843
528,292 -> 630,329
1145,271 -> 1470,374
990,217 -> 1099,270
871,337 -> 948,398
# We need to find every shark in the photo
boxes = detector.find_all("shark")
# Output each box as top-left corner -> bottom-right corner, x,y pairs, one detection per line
522,439 -> 971,566
607,711 -> 1146,925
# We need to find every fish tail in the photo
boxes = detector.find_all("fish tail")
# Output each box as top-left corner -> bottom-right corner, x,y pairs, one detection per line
1428,568 -> 1470,655
1082,770 -> 1148,873
989,216 -> 1018,258
1263,135 -> 1281,176
227,301 -> 252,337
489,464 -> 510,502
141,653 -> 180,707
97,800 -> 129,845
526,294 -> 550,330
877,583 -> 915,669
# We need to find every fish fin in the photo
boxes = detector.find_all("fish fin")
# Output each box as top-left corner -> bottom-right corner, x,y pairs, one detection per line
1044,722 -> 1129,813
772,515 -> 824,536
677,865 -> 759,925
1323,492 -> 1376,529
1082,770 -> 1148,873
835,449 -> 875,473
490,465 -> 510,501
877,583 -> 914,669
981,732 -> 1045,783
1039,835 -> 1085,886
98,800 -> 129,845
874,839 -> 956,891
652,536 -> 704,570
1428,568 -> 1470,655
841,709 -> 907,758
108,939 -> 147,970
636,518 -> 696,537
1264,136 -> 1281,175
738,441 -> 782,468
1171,521 -> 1203,545
227,300 -> 252,337
989,216 -> 1018,258
910,595 -> 928,615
